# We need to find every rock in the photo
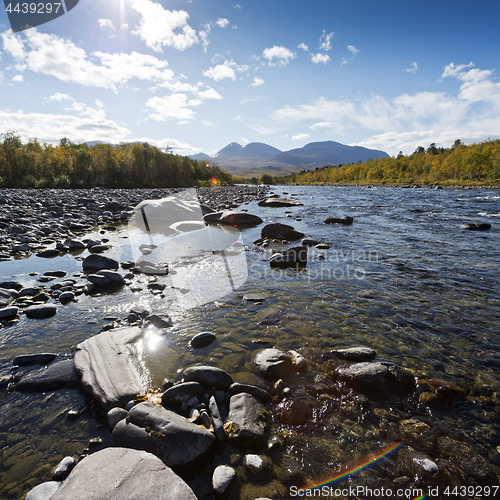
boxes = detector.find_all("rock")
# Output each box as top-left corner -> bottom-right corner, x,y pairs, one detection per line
44,271 -> 67,278
261,223 -> 304,241
399,447 -> 439,479
288,350 -> 307,373
13,353 -> 57,366
107,407 -> 128,429
36,249 -> 60,258
274,398 -> 313,425
130,306 -> 150,318
52,456 -> 76,480
461,222 -> 491,230
63,239 -> 86,251
209,395 -> 226,442
229,383 -> 271,401
190,332 -> 216,348
0,306 -> 19,320
226,393 -> 266,447
269,246 -> 308,268
59,291 -> 75,303
86,274 -> 112,287
50,447 -> 197,500
82,254 -> 119,271
20,287 -> 41,296
89,244 -> 109,254
204,210 -> 263,227
335,361 -> 415,396
254,349 -> 294,379
0,280 -> 23,291
144,314 -> 173,328
324,215 -> 354,225
162,381 -> 205,409
15,359 -> 79,392
258,198 -> 303,207
333,347 -> 377,361
25,303 -> 57,319
74,326 -> 145,411
105,200 -> 124,211
301,237 -> 319,246
112,402 -> 215,468
183,366 -> 233,389
244,454 -> 272,476
25,481 -> 61,500
96,270 -> 125,285
212,465 -> 237,498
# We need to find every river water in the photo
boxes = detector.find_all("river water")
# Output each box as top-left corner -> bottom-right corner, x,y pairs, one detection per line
1,186 -> 499,499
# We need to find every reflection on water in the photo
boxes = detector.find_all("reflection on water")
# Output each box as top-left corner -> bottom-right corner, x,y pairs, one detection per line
1,186 -> 500,499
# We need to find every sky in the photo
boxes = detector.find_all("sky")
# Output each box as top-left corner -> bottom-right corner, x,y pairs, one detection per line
1,0 -> 500,157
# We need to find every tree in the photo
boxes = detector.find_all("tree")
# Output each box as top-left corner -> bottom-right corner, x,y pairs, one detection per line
414,146 -> 425,154
259,173 -> 275,185
451,139 -> 461,150
426,143 -> 439,155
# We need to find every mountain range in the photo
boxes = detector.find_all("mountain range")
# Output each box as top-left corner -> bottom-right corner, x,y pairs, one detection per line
190,140 -> 389,177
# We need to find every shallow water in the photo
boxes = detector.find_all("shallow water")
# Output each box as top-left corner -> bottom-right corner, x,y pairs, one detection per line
1,186 -> 500,499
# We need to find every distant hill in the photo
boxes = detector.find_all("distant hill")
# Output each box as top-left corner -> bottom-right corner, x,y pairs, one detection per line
210,142 -> 282,159
190,153 -> 211,160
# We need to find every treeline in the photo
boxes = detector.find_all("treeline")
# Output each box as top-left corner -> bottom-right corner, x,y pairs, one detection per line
0,132 -> 233,188
276,139 -> 500,185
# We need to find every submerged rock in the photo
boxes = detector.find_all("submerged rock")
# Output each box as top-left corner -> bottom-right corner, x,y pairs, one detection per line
261,223 -> 304,241
190,331 -> 216,348
15,359 -> 78,392
324,216 -> 353,225
269,246 -> 308,269
333,347 -> 377,361
461,222 -> 491,230
13,353 -> 57,366
258,197 -> 303,207
254,349 -> 294,380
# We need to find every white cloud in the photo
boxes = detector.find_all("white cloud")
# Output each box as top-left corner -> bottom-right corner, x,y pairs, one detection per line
297,42 -> 309,51
319,31 -> 334,51
147,137 -> 201,154
347,45 -> 359,56
216,18 -> 230,28
49,92 -> 72,101
310,121 -> 332,130
405,62 -> 418,73
292,133 -> 310,141
98,19 -> 116,31
12,74 -> 23,82
122,24 -> 129,30
199,23 -> 211,53
340,58 -> 347,67
146,93 -> 201,121
201,119 -> 216,127
130,0 -> 198,52
197,87 -> 223,100
311,53 -> 330,65
234,4 -> 242,9
203,61 -> 236,82
251,76 -> 264,87
1,30 -> 175,92
262,46 -> 296,67
440,62 -> 474,80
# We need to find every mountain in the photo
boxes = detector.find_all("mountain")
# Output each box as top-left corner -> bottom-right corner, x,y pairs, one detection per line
211,142 -> 282,159
189,153 -> 211,160
212,142 -> 244,158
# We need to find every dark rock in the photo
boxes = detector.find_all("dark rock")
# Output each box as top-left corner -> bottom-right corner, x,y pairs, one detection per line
112,402 -> 215,468
162,381 -> 205,408
226,393 -> 266,447
204,210 -> 263,227
82,254 -> 119,271
20,287 -> 41,296
86,274 -> 112,287
144,314 -> 173,328
130,306 -> 150,318
0,280 -> 23,291
261,223 -> 304,241
324,216 -> 353,225
0,306 -> 19,320
190,332 -> 216,348
25,303 -> 57,319
105,200 -> 124,211
74,326 -> 145,411
50,447 -> 197,500
258,198 -> 303,207
229,383 -> 271,401
212,465 -> 237,498
15,359 -> 79,392
461,222 -> 492,230
89,244 -> 109,254
254,349 -> 294,379
335,361 -> 415,396
63,239 -> 86,251
107,407 -> 128,429
333,347 -> 377,361
44,271 -> 67,277
301,237 -> 319,246
96,270 -> 125,285
274,398 -> 313,425
183,366 -> 233,389
36,249 -> 60,258
52,456 -> 76,480
209,395 -> 226,442
59,291 -> 75,303
269,246 -> 307,269
13,353 -> 57,366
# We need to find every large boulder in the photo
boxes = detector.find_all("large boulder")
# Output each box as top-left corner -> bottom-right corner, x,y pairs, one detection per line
261,223 -> 304,241
74,327 -> 145,411
50,447 -> 197,500
112,402 -> 215,468
204,210 -> 263,227
258,197 -> 303,207
226,393 -> 266,448
254,349 -> 294,380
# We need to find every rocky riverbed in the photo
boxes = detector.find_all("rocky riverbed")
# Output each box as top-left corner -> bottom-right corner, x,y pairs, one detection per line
0,185 -> 499,500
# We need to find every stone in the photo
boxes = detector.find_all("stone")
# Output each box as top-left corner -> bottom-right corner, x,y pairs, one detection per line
52,456 -> 76,480
162,381 -> 205,409
183,366 -> 233,389
63,239 -> 86,251
112,402 -> 215,468
461,222 -> 491,230
50,447 -> 197,500
226,393 -> 266,447
258,198 -> 303,207
58,291 -> 75,303
261,223 -> 304,241
44,271 -> 67,277
97,270 -> 125,285
86,274 -> 112,287
82,254 -> 119,271
301,237 -> 319,246
25,481 -> 61,500
212,465 -> 237,498
229,383 -> 271,401
288,350 -> 307,373
0,280 -> 23,291
130,306 -> 150,318
190,331 -> 216,348
324,215 -> 353,225
209,395 -> 226,442
335,361 -> 415,396
333,347 -> 377,361
269,247 -> 308,269
13,353 -> 57,366
274,398 -> 313,425
0,306 -> 19,320
25,303 -> 57,319
36,249 -> 60,258
89,244 -> 109,254
204,210 -> 263,227
244,454 -> 272,476
399,447 -> 439,479
15,359 -> 79,392
20,287 -> 41,296
144,314 -> 173,328
107,407 -> 128,429
254,349 -> 294,379
74,327 -> 145,411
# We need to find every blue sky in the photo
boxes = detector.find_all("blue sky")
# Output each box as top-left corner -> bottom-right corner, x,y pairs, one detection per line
1,0 -> 500,157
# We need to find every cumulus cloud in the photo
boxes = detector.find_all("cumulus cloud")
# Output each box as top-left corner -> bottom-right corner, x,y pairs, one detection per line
311,53 -> 330,65
146,94 -> 201,121
0,30 -> 175,92
48,92 -> 72,101
216,18 -> 230,28
262,46 -> 296,66
297,42 -> 309,51
98,19 -> 116,31
292,133 -> 310,141
319,31 -> 334,51
203,61 -> 236,81
199,23 -> 211,52
130,0 -> 198,52
251,76 -> 264,86
197,88 -> 223,100
405,62 -> 418,73
347,45 -> 359,55
12,74 -> 23,82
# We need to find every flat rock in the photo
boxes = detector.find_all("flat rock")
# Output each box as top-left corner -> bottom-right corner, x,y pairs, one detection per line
0,306 -> 19,320
261,223 -> 304,241
112,402 -> 215,468
36,249 -> 60,258
25,304 -> 57,319
254,348 -> 294,380
15,359 -> 79,392
258,198 -> 303,207
13,353 -> 57,366
82,254 -> 119,271
162,381 -> 205,409
226,393 -> 266,448
324,216 -> 353,225
183,366 -> 233,389
333,347 -> 377,361
0,280 -> 23,291
335,361 -> 415,396
50,447 -> 197,500
25,481 -> 61,500
74,326 -> 145,411
204,210 -> 263,227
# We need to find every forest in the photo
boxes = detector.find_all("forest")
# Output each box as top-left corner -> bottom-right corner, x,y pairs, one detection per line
0,132 -> 233,188
272,139 -> 500,186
